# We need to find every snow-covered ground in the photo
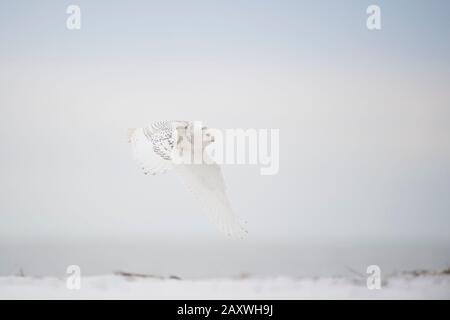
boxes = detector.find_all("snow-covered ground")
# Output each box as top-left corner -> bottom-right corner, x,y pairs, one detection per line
1,271 -> 449,299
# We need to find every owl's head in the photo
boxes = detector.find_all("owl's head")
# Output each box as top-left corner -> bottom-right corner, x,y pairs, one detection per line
201,126 -> 215,146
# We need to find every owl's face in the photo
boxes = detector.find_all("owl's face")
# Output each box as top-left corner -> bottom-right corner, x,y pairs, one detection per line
176,124 -> 215,149
202,127 -> 215,145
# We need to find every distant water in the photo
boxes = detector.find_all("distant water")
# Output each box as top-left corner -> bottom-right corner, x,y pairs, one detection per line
1,237 -> 449,278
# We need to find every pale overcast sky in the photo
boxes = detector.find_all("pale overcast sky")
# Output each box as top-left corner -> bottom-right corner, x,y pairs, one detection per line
0,0 -> 449,276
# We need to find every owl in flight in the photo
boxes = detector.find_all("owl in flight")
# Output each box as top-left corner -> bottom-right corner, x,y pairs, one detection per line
128,121 -> 247,239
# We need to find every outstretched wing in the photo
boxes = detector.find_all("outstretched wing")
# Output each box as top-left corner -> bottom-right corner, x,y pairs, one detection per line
174,156 -> 247,239
129,123 -> 175,175
146,121 -> 177,160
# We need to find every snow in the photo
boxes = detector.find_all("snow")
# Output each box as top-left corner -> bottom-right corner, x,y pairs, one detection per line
1,273 -> 449,299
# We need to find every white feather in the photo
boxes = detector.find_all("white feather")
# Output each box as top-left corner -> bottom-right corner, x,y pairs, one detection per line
129,127 -> 173,175
174,155 -> 247,239
129,121 -> 247,239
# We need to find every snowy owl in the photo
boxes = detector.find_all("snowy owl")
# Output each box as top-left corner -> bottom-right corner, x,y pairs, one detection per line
128,121 -> 247,239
